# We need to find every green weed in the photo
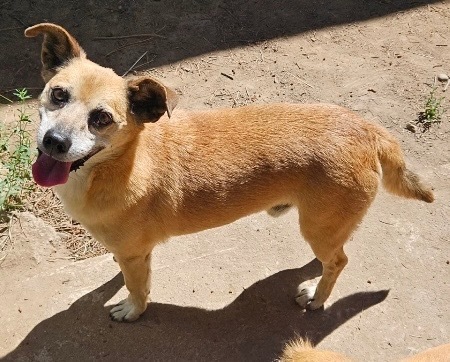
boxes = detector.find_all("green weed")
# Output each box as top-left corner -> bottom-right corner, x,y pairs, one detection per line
0,89 -> 35,213
418,88 -> 445,130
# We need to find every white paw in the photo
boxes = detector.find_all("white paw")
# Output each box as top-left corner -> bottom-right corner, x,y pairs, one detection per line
295,284 -> 316,309
110,298 -> 144,322
295,283 -> 325,310
308,296 -> 324,310
296,279 -> 325,310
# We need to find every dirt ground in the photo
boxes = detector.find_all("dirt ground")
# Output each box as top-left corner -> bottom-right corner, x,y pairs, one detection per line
0,1 -> 449,361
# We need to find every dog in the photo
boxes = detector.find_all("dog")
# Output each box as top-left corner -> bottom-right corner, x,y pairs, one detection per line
25,23 -> 434,322
279,338 -> 450,361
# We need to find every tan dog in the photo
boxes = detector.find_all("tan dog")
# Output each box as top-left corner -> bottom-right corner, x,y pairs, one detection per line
279,338 -> 450,362
25,23 -> 434,322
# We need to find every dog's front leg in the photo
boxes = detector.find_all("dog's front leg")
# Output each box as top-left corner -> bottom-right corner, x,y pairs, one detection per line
110,252 -> 152,322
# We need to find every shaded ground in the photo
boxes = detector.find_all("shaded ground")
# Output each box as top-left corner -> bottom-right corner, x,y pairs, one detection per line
0,0 -> 446,95
0,1 -> 449,361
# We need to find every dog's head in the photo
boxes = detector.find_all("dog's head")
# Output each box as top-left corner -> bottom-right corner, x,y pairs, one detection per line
25,23 -> 178,187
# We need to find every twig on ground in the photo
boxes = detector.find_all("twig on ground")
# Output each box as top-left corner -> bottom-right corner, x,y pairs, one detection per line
94,33 -> 166,41
132,60 -> 156,71
122,51 -> 148,77
0,94 -> 13,102
105,39 -> 154,57
9,14 -> 25,26
221,72 -> 234,80
379,220 -> 395,225
293,63 -> 314,88
0,26 -> 22,32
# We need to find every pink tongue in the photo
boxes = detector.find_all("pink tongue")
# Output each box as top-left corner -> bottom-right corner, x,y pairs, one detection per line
32,152 -> 72,187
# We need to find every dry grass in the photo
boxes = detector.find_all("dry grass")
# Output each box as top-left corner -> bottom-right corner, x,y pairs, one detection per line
0,186 -> 107,261
26,187 -> 108,260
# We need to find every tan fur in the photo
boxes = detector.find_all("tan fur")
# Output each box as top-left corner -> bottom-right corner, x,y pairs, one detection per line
279,339 -> 351,362
401,343 -> 450,362
26,23 -> 434,322
280,338 -> 450,362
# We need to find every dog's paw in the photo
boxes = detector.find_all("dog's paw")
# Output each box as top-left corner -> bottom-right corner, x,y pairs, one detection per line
110,298 -> 144,322
295,283 -> 323,310
295,285 -> 316,309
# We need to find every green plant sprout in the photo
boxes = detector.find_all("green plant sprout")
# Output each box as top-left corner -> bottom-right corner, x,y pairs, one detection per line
418,87 -> 446,130
0,89 -> 35,212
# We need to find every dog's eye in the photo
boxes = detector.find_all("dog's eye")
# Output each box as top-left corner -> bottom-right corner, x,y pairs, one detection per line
51,87 -> 69,105
89,111 -> 113,128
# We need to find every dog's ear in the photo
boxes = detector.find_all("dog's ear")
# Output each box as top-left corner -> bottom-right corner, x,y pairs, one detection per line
127,76 -> 178,123
25,23 -> 86,82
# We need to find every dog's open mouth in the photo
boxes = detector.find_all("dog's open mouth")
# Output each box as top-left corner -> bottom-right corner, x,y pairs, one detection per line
32,148 -> 103,187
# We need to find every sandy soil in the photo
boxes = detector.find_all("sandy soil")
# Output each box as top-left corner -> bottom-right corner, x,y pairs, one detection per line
0,1 -> 449,361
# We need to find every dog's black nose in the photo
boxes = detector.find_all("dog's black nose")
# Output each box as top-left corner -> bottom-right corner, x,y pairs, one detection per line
43,129 -> 72,154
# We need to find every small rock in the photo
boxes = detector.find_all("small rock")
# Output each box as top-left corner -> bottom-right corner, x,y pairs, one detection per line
1,212 -> 69,268
405,122 -> 418,133
437,73 -> 449,82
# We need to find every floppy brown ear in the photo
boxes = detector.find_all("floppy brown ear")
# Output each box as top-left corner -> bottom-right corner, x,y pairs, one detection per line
25,23 -> 86,82
127,76 -> 178,123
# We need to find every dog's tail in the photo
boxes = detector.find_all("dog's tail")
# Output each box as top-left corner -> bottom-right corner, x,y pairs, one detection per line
375,127 -> 434,203
279,338 -> 352,362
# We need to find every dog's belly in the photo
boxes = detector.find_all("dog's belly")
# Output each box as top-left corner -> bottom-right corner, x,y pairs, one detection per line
171,199 -> 291,237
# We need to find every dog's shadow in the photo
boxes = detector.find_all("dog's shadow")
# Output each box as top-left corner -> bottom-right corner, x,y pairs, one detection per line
4,259 -> 388,361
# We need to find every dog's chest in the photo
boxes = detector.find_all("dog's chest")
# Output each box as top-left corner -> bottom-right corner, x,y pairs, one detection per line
55,170 -> 92,219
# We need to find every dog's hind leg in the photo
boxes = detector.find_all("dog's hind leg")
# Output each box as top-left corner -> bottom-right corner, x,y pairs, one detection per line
110,252 -> 152,322
296,246 -> 348,310
295,198 -> 371,310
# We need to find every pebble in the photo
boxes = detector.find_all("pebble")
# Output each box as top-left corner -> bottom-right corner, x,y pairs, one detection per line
437,73 -> 449,82
405,122 -> 418,133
